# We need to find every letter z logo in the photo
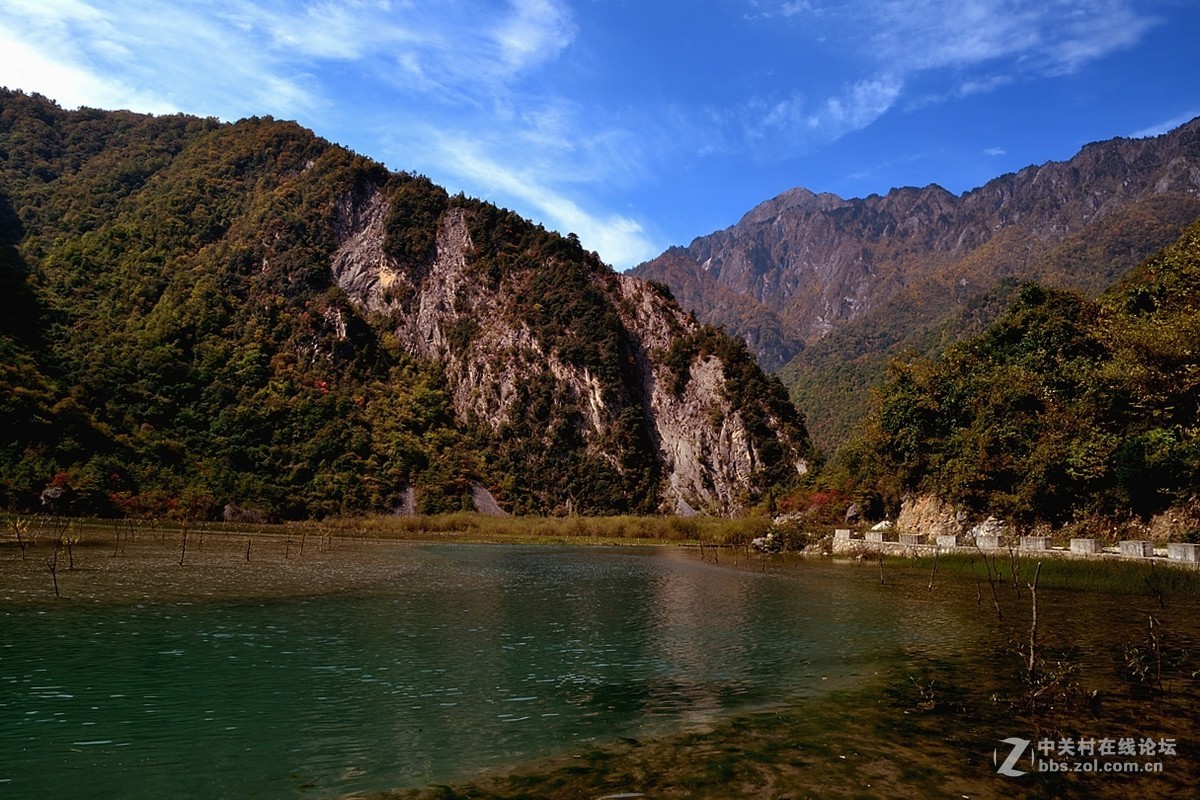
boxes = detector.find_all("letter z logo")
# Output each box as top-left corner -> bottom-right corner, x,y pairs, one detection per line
994,737 -> 1031,777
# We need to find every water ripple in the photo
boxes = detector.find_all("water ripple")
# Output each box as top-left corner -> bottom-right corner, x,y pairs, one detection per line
0,545 -> 945,799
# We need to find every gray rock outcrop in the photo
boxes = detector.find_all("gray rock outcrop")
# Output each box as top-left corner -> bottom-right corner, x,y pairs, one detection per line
329,190 -> 809,514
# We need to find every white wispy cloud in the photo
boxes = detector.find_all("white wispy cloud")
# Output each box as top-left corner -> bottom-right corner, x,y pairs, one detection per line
743,76 -> 903,152
493,0 -> 576,73
740,0 -> 1160,154
0,0 -> 581,115
0,0 -> 165,112
381,119 -> 661,268
448,134 -> 658,266
737,78 -> 906,162
1130,111 -> 1200,139
814,77 -> 905,135
1046,1 -> 1159,75
0,0 -> 324,118
781,0 -> 1157,78
745,0 -> 816,19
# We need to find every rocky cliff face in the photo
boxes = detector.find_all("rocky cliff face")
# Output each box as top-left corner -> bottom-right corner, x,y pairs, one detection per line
633,118 -> 1200,372
611,276 -> 808,512
330,184 -> 810,514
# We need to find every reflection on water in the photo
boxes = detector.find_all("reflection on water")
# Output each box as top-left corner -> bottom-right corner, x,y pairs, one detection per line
18,543 -> 1191,800
381,554 -> 1200,800
0,543 -> 977,799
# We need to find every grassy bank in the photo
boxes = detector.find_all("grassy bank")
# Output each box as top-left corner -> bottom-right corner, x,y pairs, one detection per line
1,512 -> 775,550
898,550 -> 1200,597
316,512 -> 772,546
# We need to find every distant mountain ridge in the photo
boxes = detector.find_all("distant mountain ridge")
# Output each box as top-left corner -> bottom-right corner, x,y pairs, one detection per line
0,89 -> 810,519
632,117 -> 1200,449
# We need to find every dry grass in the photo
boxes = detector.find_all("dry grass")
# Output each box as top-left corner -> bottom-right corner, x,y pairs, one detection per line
314,512 -> 773,546
0,518 -> 419,606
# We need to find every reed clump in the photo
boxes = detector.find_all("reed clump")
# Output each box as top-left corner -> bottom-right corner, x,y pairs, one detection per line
315,512 -> 770,546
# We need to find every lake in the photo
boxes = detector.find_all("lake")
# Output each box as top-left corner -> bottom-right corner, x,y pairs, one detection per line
2,539 -> 1197,798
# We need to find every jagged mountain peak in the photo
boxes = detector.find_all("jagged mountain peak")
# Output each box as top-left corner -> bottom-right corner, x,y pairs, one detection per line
735,187 -> 848,227
633,115 -> 1200,449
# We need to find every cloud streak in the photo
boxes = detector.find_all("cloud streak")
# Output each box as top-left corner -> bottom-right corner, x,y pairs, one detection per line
739,0 -> 1160,156
742,76 -> 904,153
493,0 -> 576,73
1130,111 -> 1200,140
0,0 -> 582,114
0,0 -> 323,117
384,116 -> 661,267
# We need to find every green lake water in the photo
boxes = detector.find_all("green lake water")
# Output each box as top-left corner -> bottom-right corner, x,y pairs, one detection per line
2,543 -> 1196,799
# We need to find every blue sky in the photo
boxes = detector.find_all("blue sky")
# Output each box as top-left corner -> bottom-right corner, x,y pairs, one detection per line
1,1 -> 1197,269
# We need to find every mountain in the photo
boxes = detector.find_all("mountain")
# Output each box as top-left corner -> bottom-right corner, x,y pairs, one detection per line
0,89 -> 810,519
632,119 -> 1200,451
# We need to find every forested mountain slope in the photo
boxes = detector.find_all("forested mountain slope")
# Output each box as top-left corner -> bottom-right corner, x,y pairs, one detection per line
847,218 -> 1200,533
0,89 -> 810,519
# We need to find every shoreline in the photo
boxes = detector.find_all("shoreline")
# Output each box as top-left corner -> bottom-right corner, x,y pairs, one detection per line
5,514 -> 1200,607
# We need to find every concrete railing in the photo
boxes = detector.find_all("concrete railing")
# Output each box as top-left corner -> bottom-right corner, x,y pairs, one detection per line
1120,540 -> 1154,557
1168,543 -> 1200,563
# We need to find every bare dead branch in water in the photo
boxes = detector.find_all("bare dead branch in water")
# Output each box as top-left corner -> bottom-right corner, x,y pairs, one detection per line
975,544 -> 1003,622
11,516 -> 29,560
1144,565 -> 1166,609
1009,547 -> 1021,599
46,539 -> 61,599
1027,561 -> 1042,675
1149,615 -> 1164,694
